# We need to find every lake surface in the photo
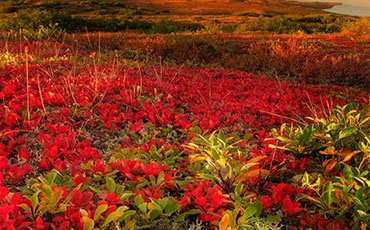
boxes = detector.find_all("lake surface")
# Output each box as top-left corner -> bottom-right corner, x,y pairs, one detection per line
291,0 -> 370,16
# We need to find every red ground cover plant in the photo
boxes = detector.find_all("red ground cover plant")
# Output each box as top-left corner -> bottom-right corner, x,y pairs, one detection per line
0,41 -> 368,229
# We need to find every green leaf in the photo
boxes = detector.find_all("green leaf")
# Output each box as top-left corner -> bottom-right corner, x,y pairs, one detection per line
174,209 -> 201,222
106,177 -> 116,193
45,172 -> 58,185
343,183 -> 355,199
116,206 -> 129,213
102,210 -> 124,227
359,142 -> 369,154
120,192 -> 134,202
157,171 -> 165,187
138,203 -> 147,213
243,133 -> 253,141
80,209 -> 89,217
164,198 -> 181,216
198,173 -> 217,180
89,186 -> 103,195
242,206 -> 257,221
121,210 -> 136,222
149,198 -> 162,212
40,184 -> 53,200
150,145 -> 157,154
218,130 -> 226,145
314,199 -> 328,210
31,191 -> 40,214
323,182 -> 333,207
344,166 -> 353,181
149,209 -> 160,221
135,194 -> 145,208
299,124 -> 313,146
54,204 -> 67,213
339,127 -> 357,140
94,204 -> 108,221
235,183 -> 243,196
252,199 -> 263,217
264,215 -> 281,222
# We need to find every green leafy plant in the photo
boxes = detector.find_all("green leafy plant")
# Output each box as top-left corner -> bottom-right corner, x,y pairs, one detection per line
134,194 -> 183,224
217,183 -> 281,230
80,205 -> 136,230
298,166 -> 370,228
185,130 -> 269,193
270,103 -> 370,172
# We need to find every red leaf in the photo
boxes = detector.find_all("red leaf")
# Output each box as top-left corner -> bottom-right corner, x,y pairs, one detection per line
71,190 -> 83,206
0,186 -> 9,200
282,196 -> 303,215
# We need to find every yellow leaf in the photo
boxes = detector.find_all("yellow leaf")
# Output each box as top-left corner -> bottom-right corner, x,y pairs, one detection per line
247,155 -> 267,164
18,204 -> 31,214
81,216 -> 94,230
219,213 -> 230,230
360,117 -> 370,126
217,158 -> 227,167
148,202 -> 155,211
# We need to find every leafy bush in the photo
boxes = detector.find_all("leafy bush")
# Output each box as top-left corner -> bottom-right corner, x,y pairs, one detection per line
237,15 -> 343,34
344,17 -> 370,34
270,103 -> 370,171
1,9 -> 55,30
298,166 -> 370,227
0,8 -> 126,32
150,19 -> 204,34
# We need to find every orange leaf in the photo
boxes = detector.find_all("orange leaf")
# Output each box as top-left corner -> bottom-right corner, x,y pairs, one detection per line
338,147 -> 352,157
334,189 -> 344,201
190,156 -> 207,163
342,151 -> 361,162
319,146 -> 337,155
323,159 -> 337,173
239,169 -> 270,182
219,213 -> 230,230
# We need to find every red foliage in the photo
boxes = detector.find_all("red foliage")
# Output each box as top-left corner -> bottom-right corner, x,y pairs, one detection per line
0,40 -> 368,229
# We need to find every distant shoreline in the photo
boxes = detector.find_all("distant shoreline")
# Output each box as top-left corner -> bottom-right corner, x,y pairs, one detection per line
287,0 -> 370,16
285,0 -> 342,10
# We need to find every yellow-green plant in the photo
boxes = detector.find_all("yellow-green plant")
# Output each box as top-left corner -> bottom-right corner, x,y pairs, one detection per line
270,103 -> 370,172
217,183 -> 281,230
298,166 -> 370,228
185,130 -> 269,193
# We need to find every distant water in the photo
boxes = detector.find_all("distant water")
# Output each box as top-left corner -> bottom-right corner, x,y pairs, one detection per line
290,0 -> 370,16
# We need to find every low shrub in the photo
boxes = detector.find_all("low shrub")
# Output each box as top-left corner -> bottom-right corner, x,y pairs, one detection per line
344,16 -> 370,34
150,19 -> 204,34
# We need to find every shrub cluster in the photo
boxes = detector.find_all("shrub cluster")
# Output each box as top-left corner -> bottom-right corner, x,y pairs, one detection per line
344,16 -> 370,34
207,15 -> 345,34
0,9 -> 203,33
0,7 -> 361,35
64,33 -> 370,89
